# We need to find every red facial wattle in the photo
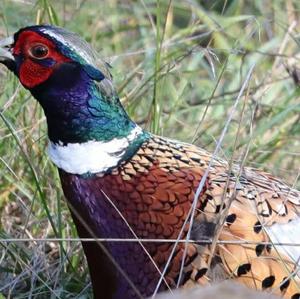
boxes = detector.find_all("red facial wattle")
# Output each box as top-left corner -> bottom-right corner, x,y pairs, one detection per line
13,31 -> 71,88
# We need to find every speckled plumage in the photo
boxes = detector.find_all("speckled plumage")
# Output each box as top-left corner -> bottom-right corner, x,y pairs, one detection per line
60,135 -> 300,299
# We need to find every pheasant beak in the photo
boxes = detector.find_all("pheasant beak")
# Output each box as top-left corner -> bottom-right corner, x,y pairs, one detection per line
0,36 -> 15,69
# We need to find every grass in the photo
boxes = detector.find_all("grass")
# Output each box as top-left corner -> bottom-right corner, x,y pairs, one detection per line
0,0 -> 299,298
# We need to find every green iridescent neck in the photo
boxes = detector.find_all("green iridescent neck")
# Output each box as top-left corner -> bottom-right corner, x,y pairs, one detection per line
32,64 -> 147,145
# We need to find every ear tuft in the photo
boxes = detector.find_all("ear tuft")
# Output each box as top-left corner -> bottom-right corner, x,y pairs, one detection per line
83,64 -> 105,81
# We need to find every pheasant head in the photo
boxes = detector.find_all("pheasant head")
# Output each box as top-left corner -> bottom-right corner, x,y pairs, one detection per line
0,25 -> 148,175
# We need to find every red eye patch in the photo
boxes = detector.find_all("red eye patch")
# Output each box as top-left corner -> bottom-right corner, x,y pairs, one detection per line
14,31 -> 71,88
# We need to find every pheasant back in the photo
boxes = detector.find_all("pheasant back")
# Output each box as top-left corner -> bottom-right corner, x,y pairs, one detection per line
60,135 -> 300,298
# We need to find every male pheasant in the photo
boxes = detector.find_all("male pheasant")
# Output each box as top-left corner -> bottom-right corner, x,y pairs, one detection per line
0,25 -> 299,299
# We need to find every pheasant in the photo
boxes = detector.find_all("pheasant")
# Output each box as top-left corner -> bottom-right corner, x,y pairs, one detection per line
0,25 -> 300,299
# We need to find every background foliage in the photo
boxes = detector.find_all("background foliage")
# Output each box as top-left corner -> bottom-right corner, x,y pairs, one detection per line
0,0 -> 299,298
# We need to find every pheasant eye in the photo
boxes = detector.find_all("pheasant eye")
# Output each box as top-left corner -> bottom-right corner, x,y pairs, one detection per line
29,44 -> 49,59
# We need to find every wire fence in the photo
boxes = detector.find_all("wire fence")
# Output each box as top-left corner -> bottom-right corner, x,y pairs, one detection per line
1,238 -> 300,247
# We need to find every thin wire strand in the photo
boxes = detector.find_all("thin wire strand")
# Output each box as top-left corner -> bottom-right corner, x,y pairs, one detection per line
2,238 -> 300,247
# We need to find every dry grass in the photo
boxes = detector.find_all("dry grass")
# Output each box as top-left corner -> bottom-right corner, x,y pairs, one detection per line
0,0 -> 299,298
